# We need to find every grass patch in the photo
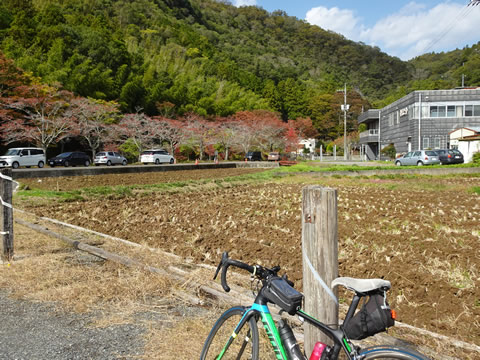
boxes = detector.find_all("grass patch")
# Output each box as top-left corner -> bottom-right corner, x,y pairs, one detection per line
14,173 -> 270,204
15,181 -> 194,201
139,181 -> 191,190
472,186 -> 480,195
15,189 -> 84,201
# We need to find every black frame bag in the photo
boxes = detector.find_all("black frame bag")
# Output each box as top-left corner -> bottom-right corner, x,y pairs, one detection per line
343,291 -> 395,340
263,277 -> 303,315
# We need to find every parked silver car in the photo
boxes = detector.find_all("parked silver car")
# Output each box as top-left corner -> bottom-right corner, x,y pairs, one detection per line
395,150 -> 440,166
94,151 -> 127,166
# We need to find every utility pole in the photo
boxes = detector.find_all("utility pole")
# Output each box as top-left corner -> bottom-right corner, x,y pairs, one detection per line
340,83 -> 350,160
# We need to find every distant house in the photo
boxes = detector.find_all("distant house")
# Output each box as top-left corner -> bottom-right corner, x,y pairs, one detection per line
449,127 -> 480,142
298,138 -> 316,154
450,127 -> 480,163
358,88 -> 480,160
295,138 -> 316,159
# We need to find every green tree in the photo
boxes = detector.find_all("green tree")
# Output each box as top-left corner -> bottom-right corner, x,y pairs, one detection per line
119,77 -> 146,112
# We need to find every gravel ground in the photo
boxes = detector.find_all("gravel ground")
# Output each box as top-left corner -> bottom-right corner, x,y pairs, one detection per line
0,291 -> 145,359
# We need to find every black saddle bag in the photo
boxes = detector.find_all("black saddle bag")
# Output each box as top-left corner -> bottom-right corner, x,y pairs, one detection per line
343,291 -> 395,340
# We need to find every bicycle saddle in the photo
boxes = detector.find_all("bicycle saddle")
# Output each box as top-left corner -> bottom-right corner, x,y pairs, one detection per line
331,277 -> 391,293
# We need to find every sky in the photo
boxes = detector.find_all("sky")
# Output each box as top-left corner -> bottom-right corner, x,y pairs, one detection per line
232,0 -> 480,60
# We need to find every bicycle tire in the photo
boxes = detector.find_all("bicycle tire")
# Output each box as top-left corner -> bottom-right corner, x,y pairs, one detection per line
200,306 -> 259,360
359,345 -> 430,360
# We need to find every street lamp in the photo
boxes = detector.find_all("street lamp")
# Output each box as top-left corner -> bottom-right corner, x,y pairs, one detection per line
340,83 -> 350,160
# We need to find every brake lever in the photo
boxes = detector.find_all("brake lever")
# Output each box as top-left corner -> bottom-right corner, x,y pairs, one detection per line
214,252 -> 229,280
271,265 -> 281,275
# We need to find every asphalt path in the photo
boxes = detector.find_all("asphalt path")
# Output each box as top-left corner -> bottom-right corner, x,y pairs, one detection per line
0,291 -> 144,359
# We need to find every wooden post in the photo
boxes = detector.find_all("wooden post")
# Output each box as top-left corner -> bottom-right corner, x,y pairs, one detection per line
1,168 -> 14,260
302,186 -> 338,355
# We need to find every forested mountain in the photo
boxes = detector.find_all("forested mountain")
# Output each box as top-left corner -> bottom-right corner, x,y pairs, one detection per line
0,1 -> 407,123
0,0 -> 479,140
409,41 -> 480,89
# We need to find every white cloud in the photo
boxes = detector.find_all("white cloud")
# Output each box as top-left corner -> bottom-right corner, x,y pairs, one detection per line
305,2 -> 480,60
305,6 -> 363,41
234,0 -> 256,6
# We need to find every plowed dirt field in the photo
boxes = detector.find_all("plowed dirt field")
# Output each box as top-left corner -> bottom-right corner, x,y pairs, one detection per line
17,168 -> 480,349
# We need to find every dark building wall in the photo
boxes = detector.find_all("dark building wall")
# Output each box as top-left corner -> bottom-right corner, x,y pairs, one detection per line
378,89 -> 480,155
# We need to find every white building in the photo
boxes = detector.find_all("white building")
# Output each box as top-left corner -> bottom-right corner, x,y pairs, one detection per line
298,138 -> 316,154
450,127 -> 480,162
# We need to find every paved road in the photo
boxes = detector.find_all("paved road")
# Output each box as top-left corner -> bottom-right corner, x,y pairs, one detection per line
0,292 -> 144,359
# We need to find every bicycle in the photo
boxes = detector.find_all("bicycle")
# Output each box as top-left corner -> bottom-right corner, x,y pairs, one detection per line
200,252 -> 430,360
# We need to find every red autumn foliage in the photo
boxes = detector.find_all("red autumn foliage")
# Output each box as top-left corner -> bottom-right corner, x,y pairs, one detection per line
1,84 -> 78,150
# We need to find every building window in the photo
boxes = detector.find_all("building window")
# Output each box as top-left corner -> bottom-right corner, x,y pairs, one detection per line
423,136 -> 447,149
447,105 -> 455,117
464,105 -> 480,116
417,103 -> 480,118
429,105 -> 446,117
394,111 -> 399,125
465,105 -> 473,116
438,106 -> 446,117
475,105 -> 480,116
422,137 -> 429,149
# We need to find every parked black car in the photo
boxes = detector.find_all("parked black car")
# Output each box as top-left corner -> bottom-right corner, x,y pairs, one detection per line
435,149 -> 464,165
48,152 -> 91,167
245,151 -> 262,161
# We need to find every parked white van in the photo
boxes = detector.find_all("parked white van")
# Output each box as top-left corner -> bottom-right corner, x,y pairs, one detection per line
140,149 -> 175,164
0,147 -> 46,169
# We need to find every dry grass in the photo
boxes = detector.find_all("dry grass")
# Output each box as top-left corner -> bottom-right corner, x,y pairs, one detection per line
0,212 -> 212,332
143,310 -> 221,359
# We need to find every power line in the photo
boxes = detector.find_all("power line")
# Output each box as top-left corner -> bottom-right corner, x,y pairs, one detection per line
420,3 -> 475,55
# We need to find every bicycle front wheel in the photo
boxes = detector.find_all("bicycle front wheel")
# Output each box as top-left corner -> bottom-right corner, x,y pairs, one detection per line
359,345 -> 430,360
200,306 -> 259,360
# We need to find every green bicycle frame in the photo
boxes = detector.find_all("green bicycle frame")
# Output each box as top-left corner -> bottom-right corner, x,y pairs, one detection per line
215,303 -> 289,360
254,303 -> 289,360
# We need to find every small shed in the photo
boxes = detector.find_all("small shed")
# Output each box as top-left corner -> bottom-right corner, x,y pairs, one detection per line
449,127 -> 480,163
298,138 -> 316,153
